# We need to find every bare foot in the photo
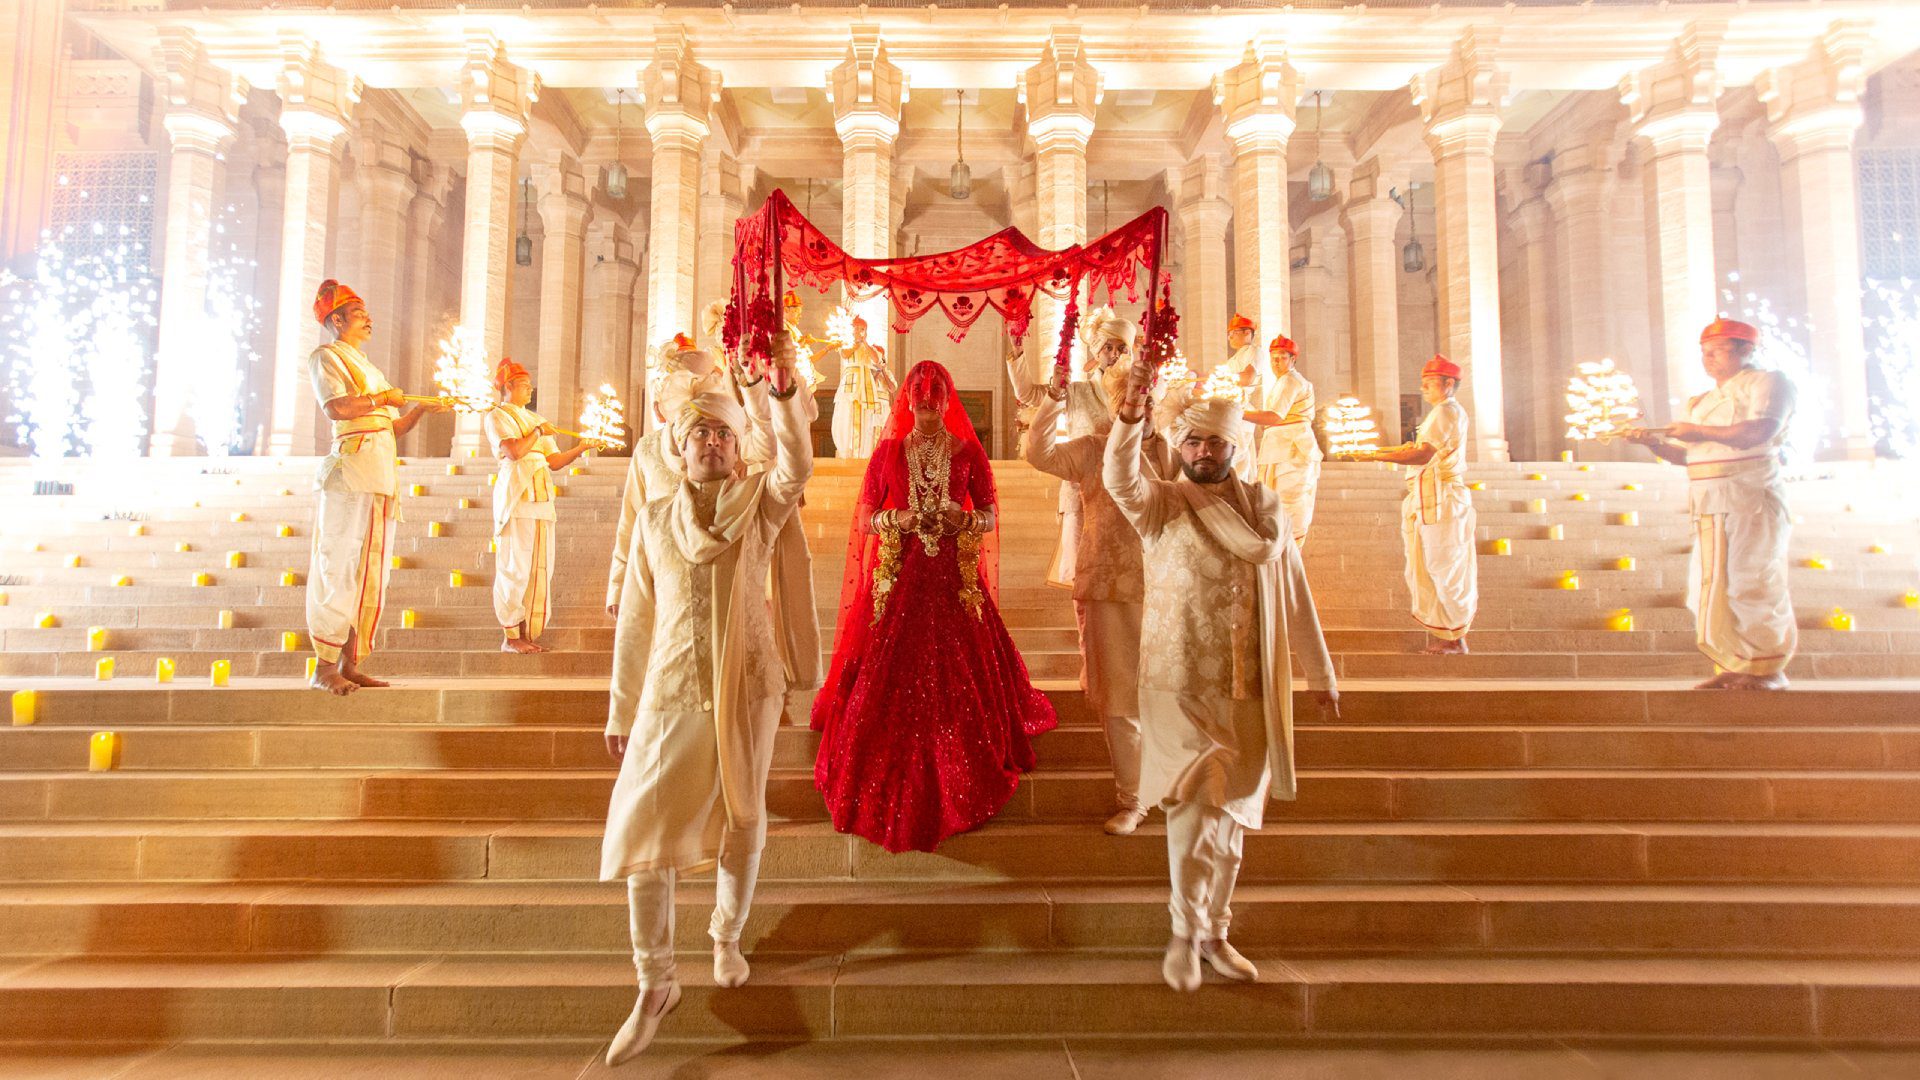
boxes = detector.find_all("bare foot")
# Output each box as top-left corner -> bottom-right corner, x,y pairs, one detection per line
502,637 -> 541,654
1421,637 -> 1469,655
1695,671 -> 1739,690
310,665 -> 358,696
342,667 -> 390,688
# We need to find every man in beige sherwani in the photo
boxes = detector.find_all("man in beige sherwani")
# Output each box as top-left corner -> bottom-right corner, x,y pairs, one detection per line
1104,356 -> 1339,993
599,338 -> 811,1065
1026,314 -> 1170,835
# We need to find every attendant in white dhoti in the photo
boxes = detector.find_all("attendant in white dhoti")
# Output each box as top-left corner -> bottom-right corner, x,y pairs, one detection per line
1625,318 -> 1797,690
830,315 -> 895,459
605,336 -> 725,619
1220,313 -> 1262,481
1357,355 -> 1478,654
1103,358 -> 1339,991
1245,335 -> 1322,547
1025,314 -> 1170,835
303,279 -> 447,695
600,337 -> 812,1065
485,358 -> 589,654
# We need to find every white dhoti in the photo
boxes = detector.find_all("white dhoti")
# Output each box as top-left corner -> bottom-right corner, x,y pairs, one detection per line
306,488 -> 397,664
1402,492 -> 1478,642
1688,472 -> 1796,677
626,845 -> 762,992
1077,599 -> 1143,810
493,515 -> 555,639
1258,460 -> 1319,547
1166,801 -> 1246,942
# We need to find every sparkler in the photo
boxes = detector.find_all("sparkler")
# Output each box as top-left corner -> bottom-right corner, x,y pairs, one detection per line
1865,276 -> 1919,458
824,305 -> 859,353
191,211 -> 263,456
1200,363 -> 1242,402
1564,358 -> 1645,442
1719,273 -> 1828,465
1324,395 -> 1381,457
573,384 -> 628,451
423,324 -> 495,412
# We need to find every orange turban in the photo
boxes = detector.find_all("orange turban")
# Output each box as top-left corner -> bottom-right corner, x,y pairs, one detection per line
672,332 -> 697,353
313,279 -> 363,326
1700,318 -> 1759,345
1268,335 -> 1298,357
1422,355 -> 1463,381
782,290 -> 803,310
494,357 -> 530,391
1228,313 -> 1255,332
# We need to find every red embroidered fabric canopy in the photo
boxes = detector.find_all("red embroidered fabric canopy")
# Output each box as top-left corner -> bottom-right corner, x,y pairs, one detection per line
725,188 -> 1178,379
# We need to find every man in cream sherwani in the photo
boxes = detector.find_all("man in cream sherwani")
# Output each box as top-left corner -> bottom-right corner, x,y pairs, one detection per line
1245,335 -> 1322,547
1625,318 -> 1797,690
599,336 -> 811,1065
1104,355 -> 1339,992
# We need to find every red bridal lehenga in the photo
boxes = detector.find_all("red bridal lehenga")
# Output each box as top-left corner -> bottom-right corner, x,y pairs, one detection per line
811,361 -> 1057,853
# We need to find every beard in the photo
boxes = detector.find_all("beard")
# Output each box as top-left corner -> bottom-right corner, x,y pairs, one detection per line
1180,457 -> 1233,484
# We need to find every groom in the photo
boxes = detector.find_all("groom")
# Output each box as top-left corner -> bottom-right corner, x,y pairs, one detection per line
1103,353 -> 1339,992
599,335 -> 811,1064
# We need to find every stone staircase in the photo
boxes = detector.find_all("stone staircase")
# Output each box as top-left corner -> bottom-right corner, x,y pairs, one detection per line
1,455 -> 1919,1047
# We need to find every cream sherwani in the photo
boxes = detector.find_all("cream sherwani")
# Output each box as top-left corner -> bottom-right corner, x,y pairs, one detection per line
1047,379 -> 1110,590
305,341 -> 401,665
1222,345 -> 1261,481
602,389 -> 813,991
1682,368 -> 1798,676
1026,388 -> 1169,812
1255,368 -> 1322,545
831,342 -> 891,459
1403,398 -> 1478,641
606,428 -> 684,610
737,376 -> 824,694
486,403 -> 558,640
1104,415 -> 1336,942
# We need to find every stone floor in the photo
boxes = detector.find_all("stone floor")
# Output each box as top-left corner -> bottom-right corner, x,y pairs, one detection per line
4,1038 -> 1920,1079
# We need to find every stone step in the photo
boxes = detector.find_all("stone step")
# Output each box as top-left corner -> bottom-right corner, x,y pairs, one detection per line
6,881 -> 1920,958
4,767 -> 1918,825
0,950 -> 1911,1042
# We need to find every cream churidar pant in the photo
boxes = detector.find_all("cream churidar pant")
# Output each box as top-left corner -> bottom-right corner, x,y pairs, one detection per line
626,848 -> 761,992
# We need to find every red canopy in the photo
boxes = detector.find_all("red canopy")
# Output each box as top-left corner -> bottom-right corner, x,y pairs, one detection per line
725,188 -> 1178,381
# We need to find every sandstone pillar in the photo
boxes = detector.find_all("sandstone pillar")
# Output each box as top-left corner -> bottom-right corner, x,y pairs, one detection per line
582,222 -> 640,408
1176,154 -> 1233,370
1215,43 -> 1299,354
1342,160 -> 1404,443
695,153 -> 744,332
1545,142 -> 1615,371
532,157 -> 590,421
1022,29 -> 1100,384
350,126 -> 415,383
1513,195 -> 1560,460
640,29 -> 719,357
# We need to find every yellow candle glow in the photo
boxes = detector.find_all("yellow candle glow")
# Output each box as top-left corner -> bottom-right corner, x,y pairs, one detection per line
1468,481 -> 1486,491
487,474 -> 497,487
209,659 -> 231,687
95,657 -> 114,681
0,591 -> 7,605
1828,608 -> 1855,632
226,551 -> 246,568
1558,571 -> 1580,590
458,498 -> 472,510
88,731 -> 119,771
176,541 -> 193,552
1607,609 -> 1635,632
390,556 -> 406,570
86,626 -> 107,652
1559,451 -> 1572,463
1868,542 -> 1887,554
280,570 -> 298,587
276,524 -> 293,538
1903,591 -> 1920,610
1578,464 -> 1594,472
128,523 -> 144,537
230,512 -> 248,523
12,689 -> 37,725
1616,556 -> 1637,571
1623,483 -> 1642,491
65,554 -> 82,568
487,538 -> 498,554
1547,524 -> 1566,540
278,488 -> 292,497
1490,538 -> 1512,556
215,610 -> 234,630
467,447 -> 478,458
1570,492 -> 1589,502
409,484 -> 426,497
1527,472 -> 1546,481
1527,499 -> 1547,514
35,612 -> 57,628
1806,556 -> 1830,570
280,631 -> 301,652
401,609 -> 418,629
192,572 -> 211,587
569,466 -> 585,476
428,521 -> 444,538
446,464 -> 461,476
111,575 -> 131,587
449,571 -> 464,587
305,656 -> 319,681
1618,512 -> 1639,526
155,657 -> 174,683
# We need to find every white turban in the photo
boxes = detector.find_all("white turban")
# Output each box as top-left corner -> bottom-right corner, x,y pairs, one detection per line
1093,315 -> 1138,352
652,368 -> 728,423
672,391 -> 748,448
1169,395 -> 1245,443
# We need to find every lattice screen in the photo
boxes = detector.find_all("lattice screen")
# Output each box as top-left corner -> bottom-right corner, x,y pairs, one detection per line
1860,148 -> 1920,281
47,151 -> 158,263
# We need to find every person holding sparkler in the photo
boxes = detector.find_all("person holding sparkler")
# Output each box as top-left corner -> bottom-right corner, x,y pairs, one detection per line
304,279 -> 448,695
1622,319 -> 1798,690
1243,335 -> 1322,547
830,313 -> 895,459
486,358 -> 591,654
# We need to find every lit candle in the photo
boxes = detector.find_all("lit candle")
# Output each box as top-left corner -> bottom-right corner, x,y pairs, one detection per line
1828,608 -> 1855,632
569,466 -> 586,476
276,524 -> 293,538
446,464 -> 461,476
1558,571 -> 1580,590
428,521 -> 444,538
280,570 -> 298,587
1527,472 -> 1545,481
12,689 -> 37,725
280,631 -> 300,652
86,626 -> 107,652
1527,499 -> 1547,514
487,539 -> 498,554
1547,524 -> 1566,540
1490,538 -> 1512,556
409,484 -> 426,497
230,512 -> 248,523
390,556 -> 406,570
458,498 -> 472,510
0,591 -> 7,605
1868,542 -> 1887,554
155,657 -> 174,683
176,542 -> 193,553
128,524 -> 144,537
305,656 -> 319,681
1607,609 -> 1635,632
467,447 -> 479,458
216,610 -> 234,630
226,551 -> 246,568
1570,492 -> 1589,502
35,612 -> 57,628
88,731 -> 119,771
1902,591 -> 1919,610
192,572 -> 211,587
1618,512 -> 1639,526
278,488 -> 292,497
1616,556 -> 1637,571
1577,464 -> 1594,472
487,474 -> 497,487
1806,556 -> 1830,570
449,571 -> 464,588
65,554 -> 82,568
1559,451 -> 1572,463
95,657 -> 115,681
209,659 -> 231,687
1623,483 -> 1642,492
401,609 -> 418,629
1468,481 -> 1486,491
111,575 -> 131,587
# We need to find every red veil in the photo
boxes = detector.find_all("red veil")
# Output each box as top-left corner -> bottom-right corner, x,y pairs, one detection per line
815,361 -> 999,725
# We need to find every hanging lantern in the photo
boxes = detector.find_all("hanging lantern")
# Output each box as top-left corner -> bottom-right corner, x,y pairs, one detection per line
605,89 -> 629,200
514,179 -> 534,267
949,91 -> 972,201
1306,92 -> 1334,203
1401,182 -> 1427,273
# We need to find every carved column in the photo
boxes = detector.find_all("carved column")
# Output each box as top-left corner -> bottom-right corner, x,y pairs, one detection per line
1215,42 -> 1299,352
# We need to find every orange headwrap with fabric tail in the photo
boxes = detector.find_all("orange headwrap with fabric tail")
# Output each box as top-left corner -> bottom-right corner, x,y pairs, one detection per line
1700,318 -> 1759,345
313,279 -> 363,326
1228,313 -> 1255,333
1422,355 -> 1463,381
493,357 -> 530,392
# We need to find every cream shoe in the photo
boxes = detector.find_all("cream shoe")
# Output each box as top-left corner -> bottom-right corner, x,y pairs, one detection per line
1103,806 -> 1149,836
606,982 -> 681,1067
713,940 -> 751,988
1200,938 -> 1258,981
1162,936 -> 1201,992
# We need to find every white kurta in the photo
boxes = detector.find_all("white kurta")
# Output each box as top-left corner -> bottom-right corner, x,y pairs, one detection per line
1104,415 -> 1337,829
305,341 -> 401,665
1403,397 -> 1478,641
1221,345 -> 1261,481
1255,367 -> 1323,544
601,390 -> 813,880
1682,368 -> 1798,676
831,342 -> 891,459
486,403 -> 559,638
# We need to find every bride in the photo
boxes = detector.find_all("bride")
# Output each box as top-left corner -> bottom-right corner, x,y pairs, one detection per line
811,360 -> 1057,853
